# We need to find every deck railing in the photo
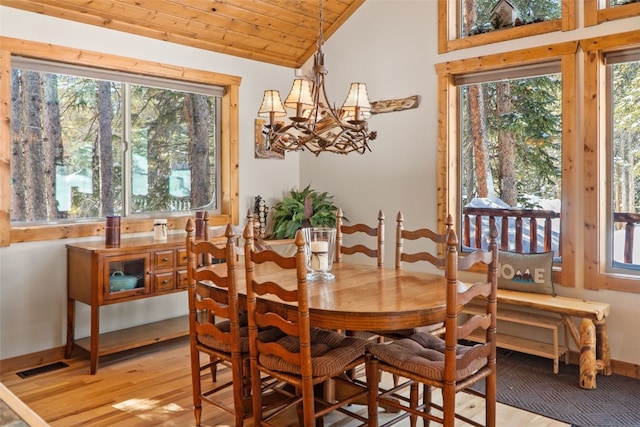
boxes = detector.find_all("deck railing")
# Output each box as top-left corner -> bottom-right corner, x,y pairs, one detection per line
613,212 -> 640,264
462,207 -> 561,257
463,207 -> 640,265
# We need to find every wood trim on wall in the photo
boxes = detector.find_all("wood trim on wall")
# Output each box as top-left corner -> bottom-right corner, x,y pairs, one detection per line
0,48 -> 10,247
560,50 -> 578,289
0,36 -> 240,246
435,41 -> 579,287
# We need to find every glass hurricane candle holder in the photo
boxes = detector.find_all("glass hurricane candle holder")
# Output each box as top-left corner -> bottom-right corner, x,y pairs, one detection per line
302,227 -> 336,281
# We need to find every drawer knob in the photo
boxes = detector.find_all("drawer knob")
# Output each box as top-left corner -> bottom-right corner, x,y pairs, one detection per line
162,257 -> 169,262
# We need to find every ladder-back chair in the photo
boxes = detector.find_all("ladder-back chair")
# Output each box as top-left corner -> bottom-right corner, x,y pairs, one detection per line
243,224 -> 370,426
186,220 -> 283,426
335,208 -> 384,267
186,220 -> 248,426
384,211 -> 455,339
366,224 -> 499,427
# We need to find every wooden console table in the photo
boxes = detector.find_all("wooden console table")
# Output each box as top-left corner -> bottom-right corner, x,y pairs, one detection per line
66,235 -> 190,374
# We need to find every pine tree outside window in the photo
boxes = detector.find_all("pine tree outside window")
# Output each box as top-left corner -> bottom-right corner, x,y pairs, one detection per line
457,63 -> 562,256
10,58 -> 221,223
436,42 -> 577,287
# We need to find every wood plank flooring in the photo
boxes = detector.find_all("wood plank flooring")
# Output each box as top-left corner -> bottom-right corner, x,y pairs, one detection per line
1,337 -> 569,426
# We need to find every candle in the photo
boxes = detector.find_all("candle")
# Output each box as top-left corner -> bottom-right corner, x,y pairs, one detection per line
310,240 -> 329,271
310,241 -> 328,253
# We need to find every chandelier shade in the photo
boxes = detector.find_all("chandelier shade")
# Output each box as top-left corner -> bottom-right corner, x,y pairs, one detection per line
258,90 -> 286,123
257,0 -> 376,156
342,82 -> 372,122
284,79 -> 314,109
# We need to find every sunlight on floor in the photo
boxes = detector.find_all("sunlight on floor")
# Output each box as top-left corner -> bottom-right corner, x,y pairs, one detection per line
113,398 -> 187,422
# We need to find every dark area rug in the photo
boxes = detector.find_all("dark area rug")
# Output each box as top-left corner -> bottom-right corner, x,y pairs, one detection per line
470,349 -> 640,427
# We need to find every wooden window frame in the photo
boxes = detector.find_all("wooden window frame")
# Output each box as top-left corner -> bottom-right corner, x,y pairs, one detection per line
438,0 -> 577,54
0,36 -> 240,247
435,41 -> 579,287
584,0 -> 640,27
583,30 -> 640,292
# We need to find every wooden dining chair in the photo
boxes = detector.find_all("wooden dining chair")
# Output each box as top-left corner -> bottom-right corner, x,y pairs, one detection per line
395,211 -> 453,271
243,223 -> 371,426
186,220 -> 283,426
186,219 -> 247,426
382,211 -> 455,339
366,224 -> 499,427
335,208 -> 384,267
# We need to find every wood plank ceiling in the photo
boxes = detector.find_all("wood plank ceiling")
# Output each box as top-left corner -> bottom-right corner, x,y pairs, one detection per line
0,0 -> 364,68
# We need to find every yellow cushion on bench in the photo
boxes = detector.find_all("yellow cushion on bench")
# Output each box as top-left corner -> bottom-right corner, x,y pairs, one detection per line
497,250 -> 554,295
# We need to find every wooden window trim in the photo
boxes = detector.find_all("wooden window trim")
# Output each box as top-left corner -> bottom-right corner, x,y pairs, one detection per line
0,36 -> 240,246
435,41 -> 579,287
583,30 -> 640,292
438,0 -> 577,54
584,0 -> 640,27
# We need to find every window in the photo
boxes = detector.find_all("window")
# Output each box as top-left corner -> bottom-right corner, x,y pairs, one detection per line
585,0 -> 640,27
10,58 -> 222,223
583,31 -> 640,292
0,37 -> 240,246
436,41 -> 578,286
438,0 -> 575,53
457,64 -> 562,257
608,49 -> 640,270
461,0 -> 561,38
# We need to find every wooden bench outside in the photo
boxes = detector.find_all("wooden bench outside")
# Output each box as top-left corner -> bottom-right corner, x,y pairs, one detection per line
466,289 -> 611,389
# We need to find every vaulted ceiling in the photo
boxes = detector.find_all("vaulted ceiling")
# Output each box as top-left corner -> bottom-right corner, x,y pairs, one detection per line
0,0 -> 364,68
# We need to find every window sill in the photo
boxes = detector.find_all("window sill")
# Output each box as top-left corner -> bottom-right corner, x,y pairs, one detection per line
9,214 -> 232,244
442,19 -> 563,53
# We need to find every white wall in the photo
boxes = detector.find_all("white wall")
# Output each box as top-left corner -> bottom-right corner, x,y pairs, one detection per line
1,1 -> 640,366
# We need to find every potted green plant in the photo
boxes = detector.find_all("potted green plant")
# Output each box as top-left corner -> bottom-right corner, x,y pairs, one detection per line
270,184 -> 341,239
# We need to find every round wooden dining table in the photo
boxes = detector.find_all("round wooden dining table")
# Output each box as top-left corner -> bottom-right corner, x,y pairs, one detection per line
215,260 -> 449,332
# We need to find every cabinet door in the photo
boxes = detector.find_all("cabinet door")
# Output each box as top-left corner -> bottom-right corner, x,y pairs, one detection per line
103,253 -> 151,302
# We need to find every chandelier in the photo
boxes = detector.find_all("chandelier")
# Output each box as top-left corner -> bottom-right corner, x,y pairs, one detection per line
257,0 -> 377,156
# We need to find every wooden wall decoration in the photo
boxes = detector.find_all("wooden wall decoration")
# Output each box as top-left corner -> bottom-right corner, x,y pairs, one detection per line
371,95 -> 420,115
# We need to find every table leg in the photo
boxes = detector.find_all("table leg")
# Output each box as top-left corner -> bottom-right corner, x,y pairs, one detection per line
579,319 -> 596,389
65,297 -> 75,358
90,304 -> 100,375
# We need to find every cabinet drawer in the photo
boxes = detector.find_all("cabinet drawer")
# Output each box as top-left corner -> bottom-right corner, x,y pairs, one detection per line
154,271 -> 175,292
154,250 -> 174,269
177,269 -> 189,289
176,248 -> 188,266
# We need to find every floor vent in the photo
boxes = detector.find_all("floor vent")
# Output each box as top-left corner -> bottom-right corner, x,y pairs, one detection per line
17,361 -> 69,379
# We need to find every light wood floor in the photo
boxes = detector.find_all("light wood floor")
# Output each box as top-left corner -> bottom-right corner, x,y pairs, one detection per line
1,337 -> 569,426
